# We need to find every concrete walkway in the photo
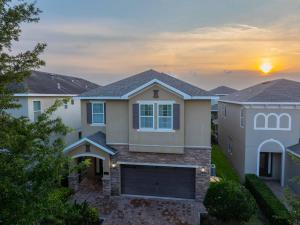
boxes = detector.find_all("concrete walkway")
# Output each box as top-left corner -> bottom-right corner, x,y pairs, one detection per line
264,180 -> 289,208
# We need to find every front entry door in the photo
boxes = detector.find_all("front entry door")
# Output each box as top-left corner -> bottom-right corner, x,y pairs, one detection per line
259,152 -> 272,177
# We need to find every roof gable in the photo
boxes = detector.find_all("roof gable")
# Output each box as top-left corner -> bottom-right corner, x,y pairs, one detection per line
209,86 -> 237,95
79,69 -> 214,100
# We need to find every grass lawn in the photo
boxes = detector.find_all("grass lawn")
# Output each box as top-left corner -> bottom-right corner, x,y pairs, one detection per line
211,145 -> 267,225
211,145 -> 240,182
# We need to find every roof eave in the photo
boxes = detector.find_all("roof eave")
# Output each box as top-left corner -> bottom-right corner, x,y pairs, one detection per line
219,100 -> 300,105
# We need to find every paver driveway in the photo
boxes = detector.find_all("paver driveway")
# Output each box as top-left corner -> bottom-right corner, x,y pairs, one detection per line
71,178 -> 205,225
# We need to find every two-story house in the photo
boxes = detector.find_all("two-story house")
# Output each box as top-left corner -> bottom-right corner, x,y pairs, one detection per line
7,71 -> 99,144
218,79 -> 300,194
64,70 -> 214,201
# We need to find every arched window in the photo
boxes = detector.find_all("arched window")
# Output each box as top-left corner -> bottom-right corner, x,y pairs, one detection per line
279,113 -> 291,130
254,113 -> 267,129
267,113 -> 278,129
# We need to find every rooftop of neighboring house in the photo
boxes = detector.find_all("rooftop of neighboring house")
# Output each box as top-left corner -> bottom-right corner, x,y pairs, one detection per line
79,69 -> 213,99
10,71 -> 100,96
209,86 -> 237,96
220,79 -> 300,103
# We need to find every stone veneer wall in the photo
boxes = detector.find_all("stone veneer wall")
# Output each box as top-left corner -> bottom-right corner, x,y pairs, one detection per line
109,145 -> 211,201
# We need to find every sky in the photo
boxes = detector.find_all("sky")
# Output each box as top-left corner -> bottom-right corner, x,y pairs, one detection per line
14,0 -> 300,89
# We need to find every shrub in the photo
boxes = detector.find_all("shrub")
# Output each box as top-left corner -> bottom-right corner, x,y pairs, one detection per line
204,180 -> 257,222
245,174 -> 290,225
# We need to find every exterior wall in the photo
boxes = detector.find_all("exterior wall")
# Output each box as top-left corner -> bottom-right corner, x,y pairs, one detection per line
106,100 -> 129,144
128,85 -> 185,154
81,100 -> 106,137
185,100 -> 211,147
67,144 -> 110,173
6,97 -> 29,117
244,107 -> 300,177
218,102 -> 246,179
285,153 -> 300,195
110,145 -> 211,201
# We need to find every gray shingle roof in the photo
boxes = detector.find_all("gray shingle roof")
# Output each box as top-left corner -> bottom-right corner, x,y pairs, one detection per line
87,131 -> 117,154
287,143 -> 300,158
11,71 -> 100,95
79,69 -> 211,98
209,86 -> 237,95
221,79 -> 300,103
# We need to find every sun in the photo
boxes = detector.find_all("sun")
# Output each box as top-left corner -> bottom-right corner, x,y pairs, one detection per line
260,62 -> 273,74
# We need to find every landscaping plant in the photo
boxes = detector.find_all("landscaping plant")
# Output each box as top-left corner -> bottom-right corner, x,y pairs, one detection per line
204,180 -> 257,223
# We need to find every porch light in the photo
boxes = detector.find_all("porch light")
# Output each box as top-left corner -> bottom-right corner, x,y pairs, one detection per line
111,163 -> 117,168
200,166 -> 207,174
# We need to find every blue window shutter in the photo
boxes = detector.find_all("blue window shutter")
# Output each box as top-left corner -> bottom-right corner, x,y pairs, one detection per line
87,103 -> 92,124
133,104 -> 139,129
173,104 -> 180,130
104,103 -> 106,124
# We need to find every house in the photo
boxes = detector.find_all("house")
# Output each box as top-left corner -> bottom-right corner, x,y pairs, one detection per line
6,71 -> 100,144
64,69 -> 215,201
218,79 -> 300,194
209,86 -> 237,142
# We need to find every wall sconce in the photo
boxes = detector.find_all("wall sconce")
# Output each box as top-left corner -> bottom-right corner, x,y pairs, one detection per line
200,166 -> 207,174
111,163 -> 117,168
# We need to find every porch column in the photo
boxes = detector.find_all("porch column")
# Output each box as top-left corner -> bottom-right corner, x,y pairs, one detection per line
102,175 -> 111,196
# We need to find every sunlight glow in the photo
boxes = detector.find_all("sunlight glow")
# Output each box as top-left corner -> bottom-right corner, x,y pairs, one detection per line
260,62 -> 273,74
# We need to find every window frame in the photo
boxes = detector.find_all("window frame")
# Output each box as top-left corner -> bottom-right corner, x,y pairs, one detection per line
33,100 -> 41,122
91,102 -> 105,125
240,108 -> 245,128
157,103 -> 173,130
139,103 -> 155,130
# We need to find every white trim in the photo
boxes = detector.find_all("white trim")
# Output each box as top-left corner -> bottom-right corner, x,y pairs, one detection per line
106,142 -> 129,145
64,138 -> 116,155
184,145 -> 212,149
253,113 -> 291,131
137,100 -> 175,104
121,194 -> 192,201
286,149 -> 300,158
33,100 -> 42,122
77,96 -> 216,100
219,100 -> 300,105
90,123 -> 106,127
256,138 -> 285,186
15,93 -> 77,97
117,161 -> 199,168
128,144 -> 183,148
71,153 -> 105,160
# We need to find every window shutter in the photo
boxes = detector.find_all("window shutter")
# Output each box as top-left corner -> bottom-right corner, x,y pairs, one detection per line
104,103 -> 106,124
173,104 -> 180,130
132,104 -> 139,129
87,103 -> 92,124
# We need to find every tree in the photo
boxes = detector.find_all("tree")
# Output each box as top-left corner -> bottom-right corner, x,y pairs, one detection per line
285,154 -> 300,225
0,0 -> 46,112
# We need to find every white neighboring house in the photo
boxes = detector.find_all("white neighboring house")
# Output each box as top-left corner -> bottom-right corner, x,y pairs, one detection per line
7,71 -> 100,145
218,79 -> 300,195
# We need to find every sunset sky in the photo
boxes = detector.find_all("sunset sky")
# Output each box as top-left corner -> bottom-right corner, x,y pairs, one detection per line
15,0 -> 300,89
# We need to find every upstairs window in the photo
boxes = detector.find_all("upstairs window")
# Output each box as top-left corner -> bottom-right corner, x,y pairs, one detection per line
158,104 -> 173,129
254,112 -> 291,130
92,103 -> 104,124
139,104 -> 154,129
33,101 -> 41,122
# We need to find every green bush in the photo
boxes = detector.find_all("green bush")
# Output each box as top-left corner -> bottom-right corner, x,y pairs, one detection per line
245,174 -> 290,225
204,180 -> 257,222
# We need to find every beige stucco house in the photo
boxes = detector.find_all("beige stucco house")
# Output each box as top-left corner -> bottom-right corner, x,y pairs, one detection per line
218,79 -> 300,194
64,70 -> 215,201
7,71 -> 99,145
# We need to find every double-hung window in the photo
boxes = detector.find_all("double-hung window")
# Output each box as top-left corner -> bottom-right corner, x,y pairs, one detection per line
33,100 -> 41,122
158,104 -> 172,129
139,104 -> 154,129
92,103 -> 104,124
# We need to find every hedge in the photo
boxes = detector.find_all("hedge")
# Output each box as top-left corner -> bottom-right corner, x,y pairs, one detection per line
245,174 -> 290,225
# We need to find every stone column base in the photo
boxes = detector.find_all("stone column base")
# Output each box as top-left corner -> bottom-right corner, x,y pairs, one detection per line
68,174 -> 79,192
102,175 -> 111,196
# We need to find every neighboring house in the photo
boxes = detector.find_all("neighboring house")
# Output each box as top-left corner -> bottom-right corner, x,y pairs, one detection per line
7,71 -> 100,145
64,69 -> 214,202
218,79 -> 300,194
209,86 -> 237,142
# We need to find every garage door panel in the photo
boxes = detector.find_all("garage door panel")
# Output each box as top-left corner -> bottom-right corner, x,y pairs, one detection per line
121,165 -> 195,199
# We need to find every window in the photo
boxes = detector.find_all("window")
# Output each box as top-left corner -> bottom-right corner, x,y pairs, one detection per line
158,104 -> 172,129
71,99 -> 74,105
92,103 -> 104,124
240,108 -> 245,128
33,101 -> 41,122
139,104 -> 154,129
254,113 -> 291,130
64,103 -> 68,109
